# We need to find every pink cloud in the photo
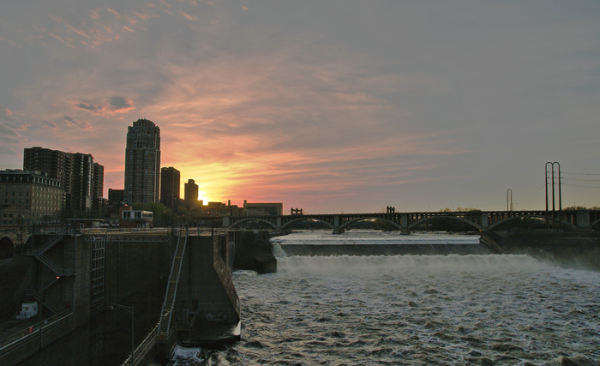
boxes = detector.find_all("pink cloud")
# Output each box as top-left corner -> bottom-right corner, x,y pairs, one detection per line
181,11 -> 198,21
107,8 -> 121,18
89,8 -> 101,20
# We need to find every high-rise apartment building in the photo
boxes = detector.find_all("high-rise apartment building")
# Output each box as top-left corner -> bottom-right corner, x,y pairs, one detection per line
23,147 -> 104,212
124,119 -> 161,204
184,179 -> 198,206
92,162 -> 104,211
68,153 -> 93,212
160,167 -> 180,209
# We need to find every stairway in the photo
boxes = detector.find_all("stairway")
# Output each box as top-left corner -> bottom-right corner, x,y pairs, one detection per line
157,234 -> 188,340
26,236 -> 74,277
26,288 -> 63,314
24,235 -> 71,315
37,235 -> 64,254
36,253 -> 73,276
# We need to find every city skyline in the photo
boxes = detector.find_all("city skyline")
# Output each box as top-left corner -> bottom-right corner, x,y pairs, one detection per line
1,1 -> 599,213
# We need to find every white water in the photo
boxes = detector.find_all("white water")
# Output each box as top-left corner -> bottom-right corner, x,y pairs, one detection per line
171,235 -> 600,366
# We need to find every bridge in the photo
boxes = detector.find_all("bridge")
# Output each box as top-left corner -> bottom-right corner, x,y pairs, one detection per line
223,210 -> 600,234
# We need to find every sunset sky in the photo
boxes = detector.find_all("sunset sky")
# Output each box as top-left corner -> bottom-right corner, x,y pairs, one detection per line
1,0 -> 599,213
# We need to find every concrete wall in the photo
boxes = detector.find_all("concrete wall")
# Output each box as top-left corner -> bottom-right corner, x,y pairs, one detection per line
0,254 -> 35,320
177,234 -> 239,323
233,230 -> 277,273
104,238 -> 173,309
70,236 -> 91,327
482,231 -> 600,271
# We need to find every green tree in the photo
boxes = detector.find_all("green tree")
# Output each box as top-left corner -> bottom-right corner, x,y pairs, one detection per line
131,202 -> 173,226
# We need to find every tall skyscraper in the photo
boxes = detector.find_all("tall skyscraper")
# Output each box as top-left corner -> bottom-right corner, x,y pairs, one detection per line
23,147 -> 104,212
184,179 -> 199,206
124,118 -> 161,204
160,167 -> 180,209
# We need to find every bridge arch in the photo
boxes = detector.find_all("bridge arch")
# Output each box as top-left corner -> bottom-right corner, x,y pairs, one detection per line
408,215 -> 482,231
488,215 -> 576,231
0,236 -> 14,260
338,217 -> 402,231
281,218 -> 334,230
230,218 -> 277,229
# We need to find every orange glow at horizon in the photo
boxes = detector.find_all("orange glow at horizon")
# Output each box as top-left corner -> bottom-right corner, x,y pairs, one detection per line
197,191 -> 209,204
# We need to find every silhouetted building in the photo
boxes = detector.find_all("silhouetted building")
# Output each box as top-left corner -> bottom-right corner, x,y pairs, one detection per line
124,119 -> 161,204
0,169 -> 63,222
23,147 -> 69,186
160,167 -> 180,209
92,163 -> 104,212
108,189 -> 125,204
68,153 -> 93,212
243,201 -> 283,216
184,179 -> 198,206
23,147 -> 103,213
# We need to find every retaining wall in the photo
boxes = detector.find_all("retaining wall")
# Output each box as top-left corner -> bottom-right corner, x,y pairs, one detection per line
481,231 -> 600,271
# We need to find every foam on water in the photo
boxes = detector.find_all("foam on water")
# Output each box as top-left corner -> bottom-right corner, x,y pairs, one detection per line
172,234 -> 600,365
278,254 -> 554,274
170,345 -> 204,365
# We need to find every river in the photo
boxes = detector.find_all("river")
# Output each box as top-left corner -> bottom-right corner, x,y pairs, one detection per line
169,231 -> 600,365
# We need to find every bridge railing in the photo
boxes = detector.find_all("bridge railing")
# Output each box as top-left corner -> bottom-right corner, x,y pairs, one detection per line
120,322 -> 159,366
0,311 -> 73,366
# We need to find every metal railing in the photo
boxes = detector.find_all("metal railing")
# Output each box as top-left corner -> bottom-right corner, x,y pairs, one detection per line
120,323 -> 159,366
0,311 -> 69,348
25,289 -> 63,314
35,235 -> 65,254
157,234 -> 188,340
26,252 -> 73,276
0,312 -> 73,366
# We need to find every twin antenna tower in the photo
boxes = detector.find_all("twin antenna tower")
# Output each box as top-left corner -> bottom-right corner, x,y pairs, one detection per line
545,162 -> 562,230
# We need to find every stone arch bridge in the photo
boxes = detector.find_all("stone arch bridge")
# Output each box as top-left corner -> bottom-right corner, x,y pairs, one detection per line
0,227 -> 65,259
224,210 -> 600,234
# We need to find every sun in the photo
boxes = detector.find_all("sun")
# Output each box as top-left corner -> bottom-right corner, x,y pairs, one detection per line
198,191 -> 209,205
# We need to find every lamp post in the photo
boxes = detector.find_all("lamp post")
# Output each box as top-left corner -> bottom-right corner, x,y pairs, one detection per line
110,303 -> 134,366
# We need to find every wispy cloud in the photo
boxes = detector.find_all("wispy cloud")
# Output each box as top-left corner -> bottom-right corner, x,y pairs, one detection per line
181,11 -> 199,21
0,106 -> 20,146
63,115 -> 92,130
68,96 -> 135,117
42,120 -> 59,131
0,106 -> 14,122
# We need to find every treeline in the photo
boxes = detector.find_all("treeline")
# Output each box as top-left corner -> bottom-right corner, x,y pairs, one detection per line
131,202 -> 193,227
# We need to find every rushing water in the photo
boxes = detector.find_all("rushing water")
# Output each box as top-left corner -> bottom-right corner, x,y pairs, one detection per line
171,234 -> 600,366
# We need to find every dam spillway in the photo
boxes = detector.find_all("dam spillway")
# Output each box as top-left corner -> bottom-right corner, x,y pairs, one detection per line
271,231 -> 491,256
